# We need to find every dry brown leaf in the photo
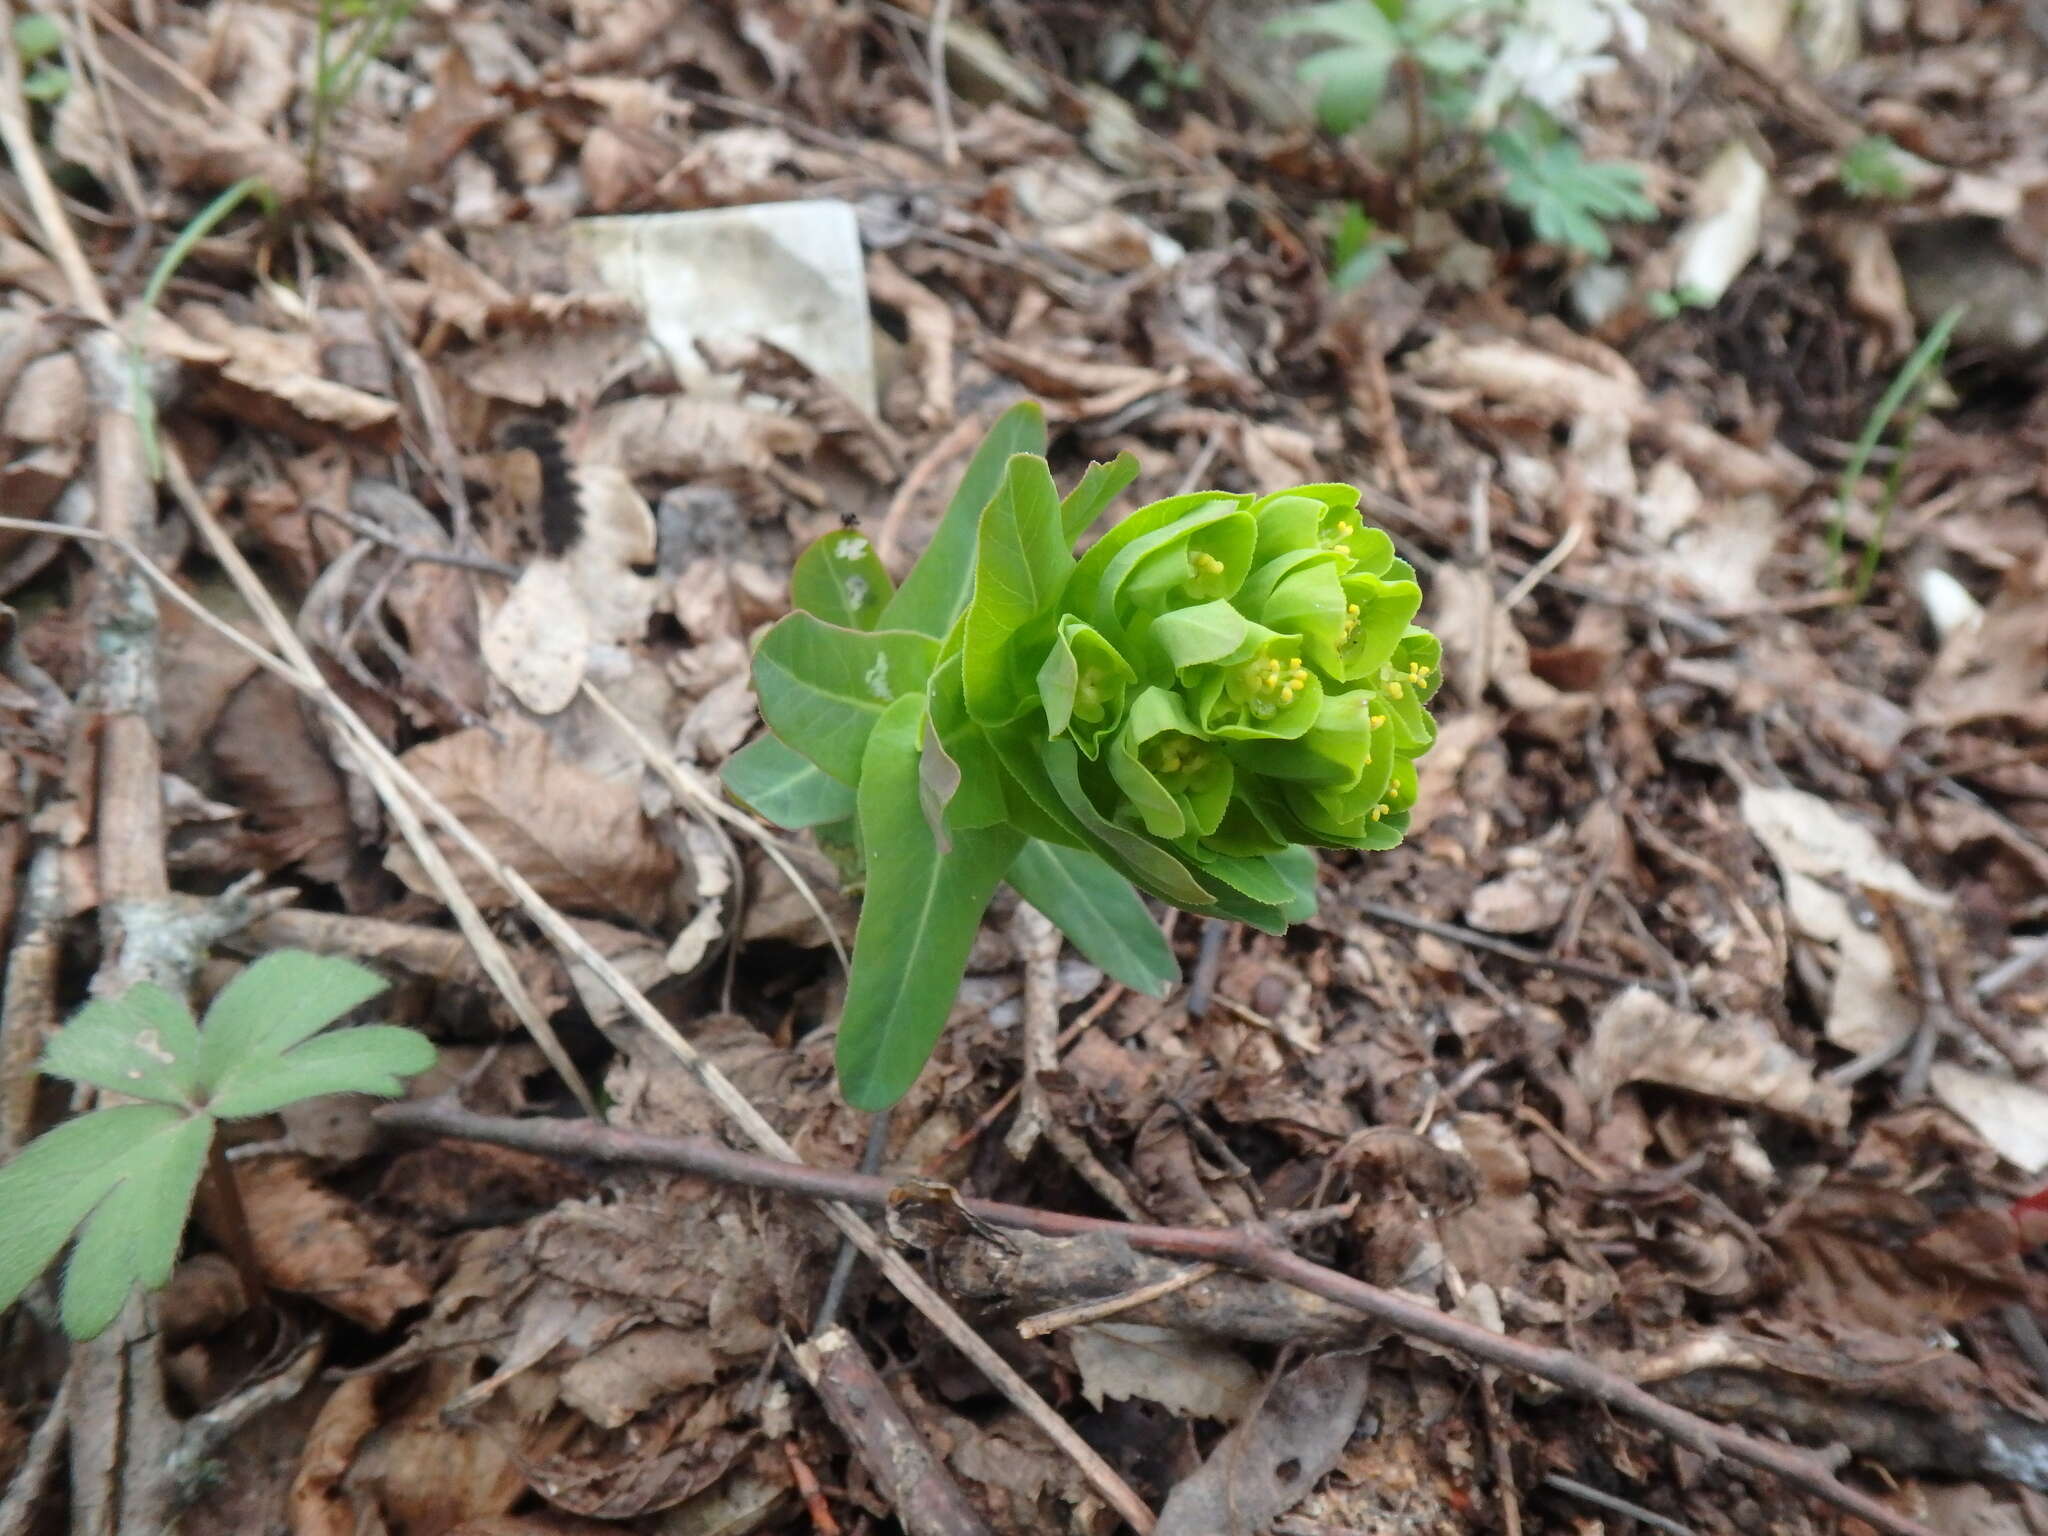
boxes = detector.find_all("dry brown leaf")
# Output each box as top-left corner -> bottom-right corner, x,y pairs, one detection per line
557,1326 -> 723,1430
1069,1323 -> 1263,1423
452,294 -> 646,408
290,1375 -> 380,1536
387,715 -> 679,927
170,306 -> 399,449
1914,551 -> 2048,731
207,670 -> 356,884
1580,988 -> 1850,1132
235,1156 -> 430,1330
1155,1353 -> 1373,1536
584,396 -> 817,481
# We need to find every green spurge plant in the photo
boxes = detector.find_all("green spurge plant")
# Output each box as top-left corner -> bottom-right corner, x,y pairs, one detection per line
0,951 -> 435,1339
724,405 -> 1441,1110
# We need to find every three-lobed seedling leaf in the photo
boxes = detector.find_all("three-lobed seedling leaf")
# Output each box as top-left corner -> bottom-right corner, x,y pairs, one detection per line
725,404 -> 1442,1110
0,952 -> 435,1339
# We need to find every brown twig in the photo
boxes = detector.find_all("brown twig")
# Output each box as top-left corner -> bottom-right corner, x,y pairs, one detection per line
1542,1473 -> 1698,1536
0,1371 -> 73,1536
783,1439 -> 842,1536
373,1096 -> 1938,1536
1016,1261 -> 1221,1340
793,1327 -> 993,1536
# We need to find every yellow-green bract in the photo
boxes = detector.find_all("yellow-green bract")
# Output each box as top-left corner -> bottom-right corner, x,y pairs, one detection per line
724,403 -> 1441,1109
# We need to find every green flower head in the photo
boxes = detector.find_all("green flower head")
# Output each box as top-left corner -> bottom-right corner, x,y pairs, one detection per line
737,404 -> 1443,1111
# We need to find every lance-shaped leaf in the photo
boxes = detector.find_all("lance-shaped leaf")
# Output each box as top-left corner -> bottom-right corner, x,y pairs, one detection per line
723,733 -> 858,829
880,401 -> 1047,637
963,454 -> 1071,725
1007,839 -> 1178,998
838,695 -> 1025,1109
1060,451 -> 1140,543
791,528 -> 894,630
754,614 -> 941,783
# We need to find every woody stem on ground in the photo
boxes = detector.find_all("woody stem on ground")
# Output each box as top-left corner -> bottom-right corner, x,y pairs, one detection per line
373,1097 -> 1939,1536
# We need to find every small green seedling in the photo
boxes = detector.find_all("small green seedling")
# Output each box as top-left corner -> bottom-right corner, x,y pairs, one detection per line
1268,0 -> 1497,136
1330,202 -> 1407,289
1827,303 -> 1964,602
1100,30 -> 1204,111
1839,135 -> 1912,203
724,404 -> 1441,1110
0,951 -> 434,1340
1646,282 -> 1716,320
13,12 -> 70,105
1488,119 -> 1654,260
307,0 -> 418,189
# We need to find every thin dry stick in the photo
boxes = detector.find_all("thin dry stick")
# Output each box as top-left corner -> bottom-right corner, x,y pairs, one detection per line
924,0 -> 957,169
1357,900 -> 1677,995
1006,903 -> 1145,1218
1017,1262 -> 1220,1340
370,1097 -> 1940,1536
38,499 -> 1154,1535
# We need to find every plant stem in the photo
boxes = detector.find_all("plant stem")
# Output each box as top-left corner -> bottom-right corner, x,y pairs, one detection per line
196,1135 -> 268,1312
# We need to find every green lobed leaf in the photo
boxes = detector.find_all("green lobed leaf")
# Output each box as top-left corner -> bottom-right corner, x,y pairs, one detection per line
838,695 -> 1024,1109
722,733 -> 858,829
41,983 -> 203,1108
962,454 -> 1072,725
195,951 -> 388,1091
205,1026 -> 438,1120
58,1112 -> 210,1339
1007,839 -> 1178,998
753,614 -> 941,783
879,401 -> 1047,637
790,528 -> 894,630
0,1105 -> 181,1320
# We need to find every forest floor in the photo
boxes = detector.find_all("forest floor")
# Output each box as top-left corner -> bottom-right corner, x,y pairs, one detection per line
2,1 -> 2047,1533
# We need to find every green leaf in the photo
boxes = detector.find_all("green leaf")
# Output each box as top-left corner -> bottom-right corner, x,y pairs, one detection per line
22,64 -> 68,103
195,951 -> 388,1091
963,454 -> 1072,725
205,1026 -> 437,1119
1039,738 -> 1214,907
13,12 -> 62,62
753,614 -> 941,783
879,401 -> 1047,637
1490,126 -> 1655,260
837,695 -> 1024,1110
59,1112 -> 210,1339
1148,599 -> 1250,670
722,733 -> 857,829
791,528 -> 894,630
1008,840 -> 1178,999
41,983 -> 202,1108
1061,452 -> 1140,544
0,1104 -> 210,1340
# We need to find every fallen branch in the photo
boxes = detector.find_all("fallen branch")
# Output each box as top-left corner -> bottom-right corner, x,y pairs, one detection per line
793,1326 -> 994,1536
375,1098 -> 1938,1536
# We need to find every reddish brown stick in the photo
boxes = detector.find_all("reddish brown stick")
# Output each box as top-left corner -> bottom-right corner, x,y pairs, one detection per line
374,1098 -> 1937,1536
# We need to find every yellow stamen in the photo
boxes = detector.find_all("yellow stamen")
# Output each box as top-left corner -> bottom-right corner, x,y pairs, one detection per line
1333,544 -> 1351,558
1386,680 -> 1404,700
1370,804 -> 1387,821
1347,603 -> 1360,616
1370,714 -> 1386,728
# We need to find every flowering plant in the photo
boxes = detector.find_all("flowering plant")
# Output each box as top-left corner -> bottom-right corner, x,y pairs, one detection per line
725,404 -> 1440,1108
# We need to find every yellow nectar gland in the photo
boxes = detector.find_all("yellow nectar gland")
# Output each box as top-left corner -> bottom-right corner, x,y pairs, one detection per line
1370,803 -> 1388,821
1190,551 -> 1226,578
1241,654 -> 1310,719
1151,733 -> 1206,780
1406,660 -> 1432,685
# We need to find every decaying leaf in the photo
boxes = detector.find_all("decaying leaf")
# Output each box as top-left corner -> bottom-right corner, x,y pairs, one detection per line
387,716 -> 680,926
1580,987 -> 1850,1131
1069,1323 -> 1263,1422
1154,1353 -> 1373,1536
234,1156 -> 429,1330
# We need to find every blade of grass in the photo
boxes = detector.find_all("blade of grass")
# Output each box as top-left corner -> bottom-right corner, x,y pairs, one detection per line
1826,303 -> 1963,599
127,175 -> 275,480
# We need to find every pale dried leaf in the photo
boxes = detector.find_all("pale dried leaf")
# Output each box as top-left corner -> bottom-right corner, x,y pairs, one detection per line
1581,988 -> 1850,1131
1929,1065 -> 2048,1174
1069,1323 -> 1263,1423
